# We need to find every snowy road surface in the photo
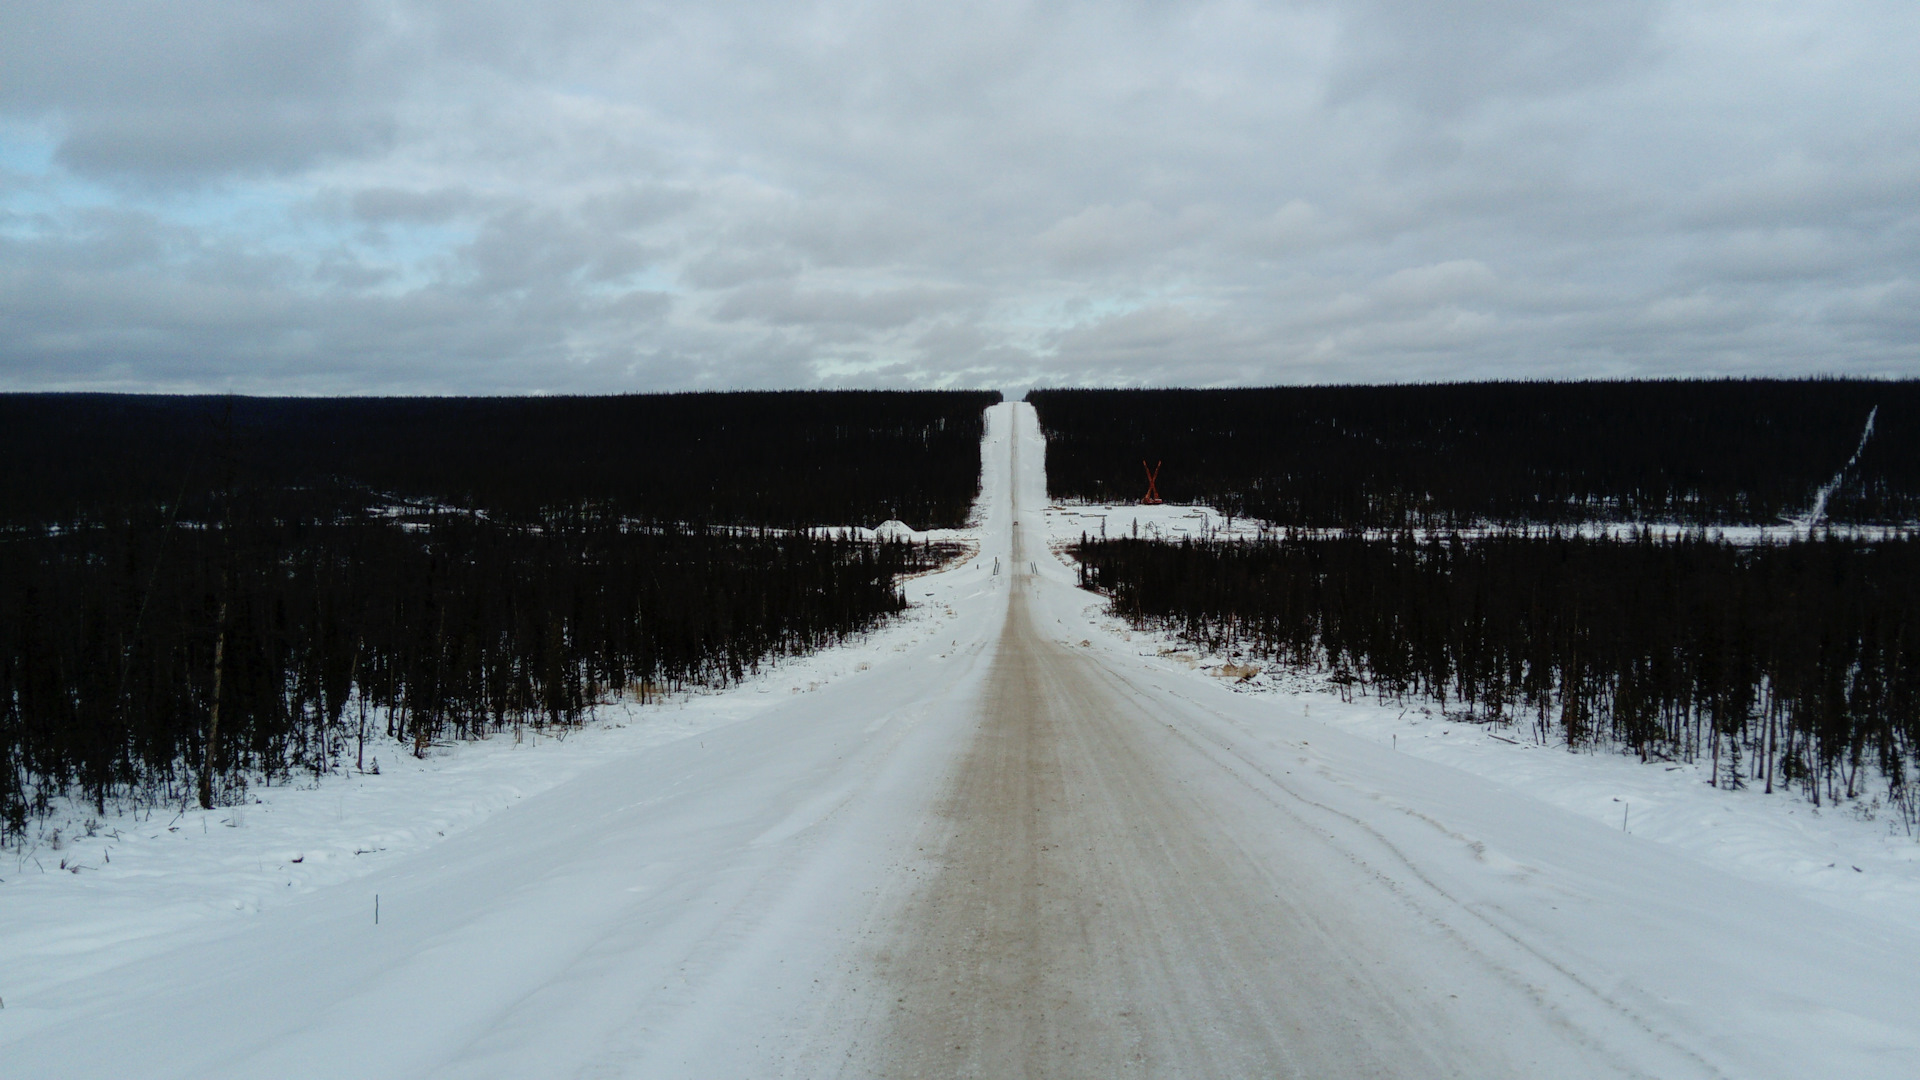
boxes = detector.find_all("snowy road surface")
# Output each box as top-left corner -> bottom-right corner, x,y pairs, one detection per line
5,403 -> 1919,1078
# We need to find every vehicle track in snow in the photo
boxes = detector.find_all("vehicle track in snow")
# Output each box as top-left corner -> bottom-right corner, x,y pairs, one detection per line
872,582 -> 1469,1077
853,430 -> 1674,1079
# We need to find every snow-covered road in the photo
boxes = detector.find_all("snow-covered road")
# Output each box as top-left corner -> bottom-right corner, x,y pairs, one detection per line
5,403 -> 1918,1078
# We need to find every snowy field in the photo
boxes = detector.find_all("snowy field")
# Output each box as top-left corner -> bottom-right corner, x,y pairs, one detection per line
1045,500 -> 1918,547
2,403 -> 1916,1078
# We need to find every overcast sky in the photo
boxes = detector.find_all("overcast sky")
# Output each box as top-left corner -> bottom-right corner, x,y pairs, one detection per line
3,1 -> 1917,394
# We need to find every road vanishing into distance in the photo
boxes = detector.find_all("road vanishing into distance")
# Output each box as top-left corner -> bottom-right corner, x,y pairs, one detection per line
5,403 -> 1917,1078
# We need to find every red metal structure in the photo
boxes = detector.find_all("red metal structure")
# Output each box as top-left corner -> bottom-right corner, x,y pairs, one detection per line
1140,460 -> 1163,505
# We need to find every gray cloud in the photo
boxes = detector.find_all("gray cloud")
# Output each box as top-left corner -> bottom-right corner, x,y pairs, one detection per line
713,282 -> 979,331
1330,0 -> 1661,113
4,2 -> 401,180
1,0 -> 1916,393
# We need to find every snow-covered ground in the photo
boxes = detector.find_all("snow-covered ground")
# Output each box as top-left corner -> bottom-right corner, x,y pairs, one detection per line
1045,500 -> 1917,547
0,610 -> 967,1024
1047,500 -> 1263,543
1039,533 -> 1920,928
2,403 -> 1916,1078
1048,493 -> 1920,923
0,408 -> 1024,1078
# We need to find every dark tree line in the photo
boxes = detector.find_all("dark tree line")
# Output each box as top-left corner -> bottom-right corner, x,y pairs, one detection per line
1030,381 -> 1919,528
1076,533 -> 1920,817
0,390 -> 997,839
1,390 -> 1001,531
1,509 -> 954,839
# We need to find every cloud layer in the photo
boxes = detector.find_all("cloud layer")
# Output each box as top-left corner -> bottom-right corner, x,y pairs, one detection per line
3,0 -> 1917,392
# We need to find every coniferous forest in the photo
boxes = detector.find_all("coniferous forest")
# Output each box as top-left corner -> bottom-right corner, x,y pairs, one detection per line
5,391 -> 1000,529
1046,381 -> 1920,824
1076,535 -> 1920,821
0,392 -> 998,839
1030,380 -> 1919,528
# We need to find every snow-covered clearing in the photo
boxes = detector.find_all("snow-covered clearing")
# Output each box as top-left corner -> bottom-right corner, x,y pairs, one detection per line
2,403 -> 1916,1078
1046,500 -> 1917,547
